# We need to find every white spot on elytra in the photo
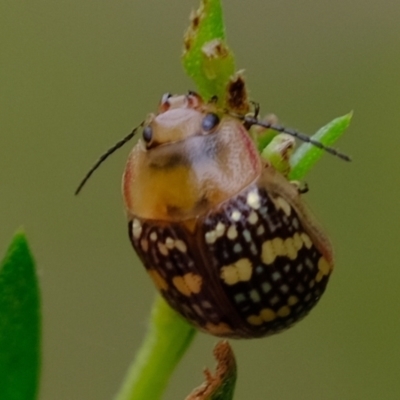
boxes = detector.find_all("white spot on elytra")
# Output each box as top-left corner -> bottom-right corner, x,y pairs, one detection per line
243,229 -> 252,242
280,284 -> 289,293
247,190 -> 261,210
175,240 -> 187,253
192,304 -> 203,317
250,289 -> 261,303
234,293 -> 246,303
201,301 -> 213,309
256,265 -> 263,274
261,282 -> 272,293
165,237 -> 175,249
231,210 -> 241,221
233,243 -> 243,253
215,222 -> 226,238
205,230 -> 217,244
132,219 -> 142,239
248,211 -> 259,224
305,258 -> 314,270
256,225 -> 265,236
158,242 -> 168,256
296,263 -> 304,272
283,264 -> 290,273
227,225 -> 238,240
250,244 -> 258,255
272,271 -> 282,281
149,231 -> 158,241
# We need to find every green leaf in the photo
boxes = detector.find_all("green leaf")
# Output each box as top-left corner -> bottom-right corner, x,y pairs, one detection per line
289,112 -> 353,181
182,0 -> 235,103
260,134 -> 294,177
114,295 -> 196,400
186,341 -> 237,400
0,231 -> 41,400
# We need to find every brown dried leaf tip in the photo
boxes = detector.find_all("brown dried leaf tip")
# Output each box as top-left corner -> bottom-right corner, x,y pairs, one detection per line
225,71 -> 250,115
183,5 -> 204,52
186,341 -> 237,400
202,39 -> 230,59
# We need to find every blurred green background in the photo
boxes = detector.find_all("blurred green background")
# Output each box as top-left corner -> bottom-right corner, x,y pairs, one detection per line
1,0 -> 399,399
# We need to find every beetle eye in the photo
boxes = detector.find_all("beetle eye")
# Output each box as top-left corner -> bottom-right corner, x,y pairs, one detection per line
142,126 -> 153,144
202,113 -> 220,132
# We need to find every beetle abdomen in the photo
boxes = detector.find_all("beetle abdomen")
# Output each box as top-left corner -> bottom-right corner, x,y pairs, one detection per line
129,175 -> 333,339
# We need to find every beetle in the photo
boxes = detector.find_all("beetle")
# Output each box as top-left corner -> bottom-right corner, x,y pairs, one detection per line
76,90 -> 349,338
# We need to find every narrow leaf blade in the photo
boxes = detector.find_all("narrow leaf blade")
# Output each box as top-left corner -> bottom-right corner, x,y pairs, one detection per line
0,231 -> 41,400
289,112 -> 353,181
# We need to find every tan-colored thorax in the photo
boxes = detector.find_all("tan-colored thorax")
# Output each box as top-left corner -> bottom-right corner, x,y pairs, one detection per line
123,93 -> 262,221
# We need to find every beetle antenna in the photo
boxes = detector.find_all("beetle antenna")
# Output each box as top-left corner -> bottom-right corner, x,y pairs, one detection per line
249,101 -> 260,119
244,116 -> 351,162
75,123 -> 143,195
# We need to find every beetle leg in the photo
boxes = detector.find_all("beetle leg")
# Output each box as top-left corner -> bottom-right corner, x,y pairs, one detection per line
290,181 -> 309,195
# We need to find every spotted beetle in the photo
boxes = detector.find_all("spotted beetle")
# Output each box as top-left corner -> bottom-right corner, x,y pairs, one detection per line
76,90 -> 349,338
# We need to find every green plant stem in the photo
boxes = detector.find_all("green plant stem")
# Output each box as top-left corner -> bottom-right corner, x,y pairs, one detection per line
114,295 -> 196,400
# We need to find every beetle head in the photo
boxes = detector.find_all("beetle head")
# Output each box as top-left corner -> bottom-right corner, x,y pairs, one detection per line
141,92 -> 221,149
